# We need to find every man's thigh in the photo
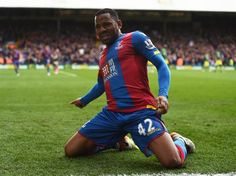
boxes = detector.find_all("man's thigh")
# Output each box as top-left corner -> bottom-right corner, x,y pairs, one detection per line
79,108 -> 126,148
125,110 -> 167,156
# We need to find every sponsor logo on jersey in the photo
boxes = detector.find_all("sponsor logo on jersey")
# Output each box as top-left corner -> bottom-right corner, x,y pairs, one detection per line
115,41 -> 124,50
102,58 -> 118,82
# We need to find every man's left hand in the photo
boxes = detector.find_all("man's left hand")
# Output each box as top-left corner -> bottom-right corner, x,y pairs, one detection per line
156,96 -> 169,115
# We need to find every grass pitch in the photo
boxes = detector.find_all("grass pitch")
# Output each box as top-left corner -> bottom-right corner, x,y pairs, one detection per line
0,69 -> 236,175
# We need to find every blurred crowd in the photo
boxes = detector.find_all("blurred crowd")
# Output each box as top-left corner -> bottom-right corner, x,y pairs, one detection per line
145,23 -> 236,67
0,21 -> 236,67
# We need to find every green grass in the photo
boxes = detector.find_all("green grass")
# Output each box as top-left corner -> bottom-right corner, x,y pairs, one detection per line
0,69 -> 236,175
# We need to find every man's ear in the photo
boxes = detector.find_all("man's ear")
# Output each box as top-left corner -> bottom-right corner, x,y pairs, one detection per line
117,19 -> 122,29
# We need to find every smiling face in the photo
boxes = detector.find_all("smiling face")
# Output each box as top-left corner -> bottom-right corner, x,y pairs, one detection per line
95,13 -> 122,46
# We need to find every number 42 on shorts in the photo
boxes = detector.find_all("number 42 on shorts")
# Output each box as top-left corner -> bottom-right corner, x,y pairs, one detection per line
138,118 -> 161,136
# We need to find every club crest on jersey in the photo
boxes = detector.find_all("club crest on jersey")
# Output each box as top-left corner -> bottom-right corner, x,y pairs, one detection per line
144,39 -> 155,50
102,58 -> 118,82
115,42 -> 123,50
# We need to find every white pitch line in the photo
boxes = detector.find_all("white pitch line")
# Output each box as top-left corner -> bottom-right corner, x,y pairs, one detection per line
60,71 -> 78,77
115,173 -> 236,176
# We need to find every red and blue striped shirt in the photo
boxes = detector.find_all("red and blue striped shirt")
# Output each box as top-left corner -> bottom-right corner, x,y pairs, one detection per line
80,31 -> 170,113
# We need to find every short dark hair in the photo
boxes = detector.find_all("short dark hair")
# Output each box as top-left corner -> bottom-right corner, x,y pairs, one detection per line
95,8 -> 120,21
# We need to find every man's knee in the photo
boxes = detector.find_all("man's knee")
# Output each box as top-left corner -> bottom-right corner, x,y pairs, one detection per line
64,143 -> 77,158
64,144 -> 71,157
149,132 -> 184,169
64,133 -> 96,157
160,156 -> 183,168
64,132 -> 84,157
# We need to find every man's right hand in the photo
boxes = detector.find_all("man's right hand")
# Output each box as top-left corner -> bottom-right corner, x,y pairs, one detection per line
70,98 -> 86,108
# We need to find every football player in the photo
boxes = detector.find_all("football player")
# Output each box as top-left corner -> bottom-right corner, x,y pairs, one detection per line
65,8 -> 195,168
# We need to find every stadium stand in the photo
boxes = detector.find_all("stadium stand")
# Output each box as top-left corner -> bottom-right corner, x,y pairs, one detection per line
0,8 -> 235,68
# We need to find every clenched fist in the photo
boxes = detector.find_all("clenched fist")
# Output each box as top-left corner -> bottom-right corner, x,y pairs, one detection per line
156,96 -> 169,115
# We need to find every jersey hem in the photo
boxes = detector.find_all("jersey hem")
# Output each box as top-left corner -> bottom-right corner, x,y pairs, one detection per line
106,104 -> 157,113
